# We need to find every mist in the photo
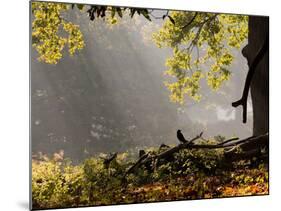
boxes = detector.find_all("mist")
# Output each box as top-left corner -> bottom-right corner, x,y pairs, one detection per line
31,9 -> 253,162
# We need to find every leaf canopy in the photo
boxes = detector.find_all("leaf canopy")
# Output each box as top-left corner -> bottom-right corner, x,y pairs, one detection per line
31,2 -> 85,64
153,12 -> 248,104
31,2 -> 248,104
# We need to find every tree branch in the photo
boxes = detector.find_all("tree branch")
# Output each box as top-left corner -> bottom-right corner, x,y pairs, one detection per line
182,12 -> 198,30
217,137 -> 239,146
124,133 -> 268,177
185,14 -> 218,52
124,153 -> 149,175
157,132 -> 204,160
149,10 -> 169,20
102,153 -> 117,168
187,133 -> 267,149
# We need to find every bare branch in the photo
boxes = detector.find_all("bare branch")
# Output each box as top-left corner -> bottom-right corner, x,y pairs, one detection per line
102,153 -> 117,168
149,10 -> 169,20
232,35 -> 269,123
217,137 -> 239,146
124,133 -> 268,177
124,153 -> 149,175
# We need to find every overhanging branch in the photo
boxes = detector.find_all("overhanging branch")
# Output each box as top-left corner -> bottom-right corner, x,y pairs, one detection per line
182,12 -> 198,30
232,35 -> 269,123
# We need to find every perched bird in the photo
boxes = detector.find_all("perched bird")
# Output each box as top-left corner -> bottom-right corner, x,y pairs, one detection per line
177,130 -> 187,144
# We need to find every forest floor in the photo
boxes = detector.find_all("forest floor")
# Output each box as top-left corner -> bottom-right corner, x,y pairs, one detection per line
121,168 -> 268,204
32,146 -> 269,209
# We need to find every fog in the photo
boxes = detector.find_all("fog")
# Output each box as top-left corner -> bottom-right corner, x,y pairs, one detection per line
31,9 -> 253,162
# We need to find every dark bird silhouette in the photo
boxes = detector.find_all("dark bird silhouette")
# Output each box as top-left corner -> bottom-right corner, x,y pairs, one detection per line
177,130 -> 187,144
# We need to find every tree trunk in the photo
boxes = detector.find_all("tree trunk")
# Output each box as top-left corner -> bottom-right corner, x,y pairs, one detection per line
242,16 -> 269,136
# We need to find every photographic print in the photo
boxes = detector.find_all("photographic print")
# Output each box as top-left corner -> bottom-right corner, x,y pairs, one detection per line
30,1 -> 269,209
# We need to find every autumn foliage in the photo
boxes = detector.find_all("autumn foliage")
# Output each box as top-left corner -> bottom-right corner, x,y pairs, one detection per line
32,144 -> 268,209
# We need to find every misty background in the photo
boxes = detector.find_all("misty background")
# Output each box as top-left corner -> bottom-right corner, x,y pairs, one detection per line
31,9 -> 253,162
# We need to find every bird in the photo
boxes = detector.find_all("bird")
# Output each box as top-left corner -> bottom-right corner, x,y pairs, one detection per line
177,129 -> 187,144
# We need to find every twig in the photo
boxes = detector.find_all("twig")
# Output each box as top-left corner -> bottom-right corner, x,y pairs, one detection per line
123,133 -> 268,178
149,10 -> 169,20
156,132 -> 203,160
124,153 -> 149,175
182,12 -> 198,30
185,14 -> 217,52
217,137 -> 239,146
102,153 -> 117,168
190,133 -> 268,149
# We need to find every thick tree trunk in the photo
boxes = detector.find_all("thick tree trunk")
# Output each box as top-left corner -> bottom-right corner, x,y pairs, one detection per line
242,16 -> 269,136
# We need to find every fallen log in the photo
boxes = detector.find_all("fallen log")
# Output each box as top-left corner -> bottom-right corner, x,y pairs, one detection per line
125,153 -> 149,175
217,137 -> 239,146
124,133 -> 268,177
156,132 -> 204,160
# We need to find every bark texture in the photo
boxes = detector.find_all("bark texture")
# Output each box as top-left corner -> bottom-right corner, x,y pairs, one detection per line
242,16 -> 269,136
